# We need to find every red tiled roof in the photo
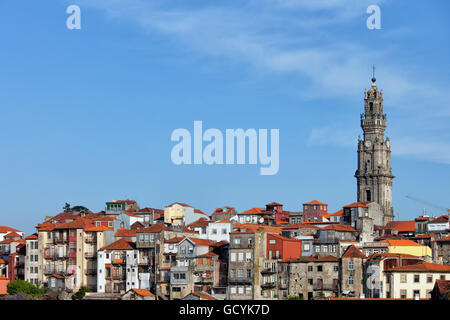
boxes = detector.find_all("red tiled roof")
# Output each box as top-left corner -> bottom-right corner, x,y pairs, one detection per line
382,239 -> 423,247
4,232 -> 21,238
435,280 -> 450,294
267,202 -> 283,206
125,212 -> 140,218
194,209 -> 207,216
190,292 -> 216,300
330,209 -> 344,216
307,255 -> 339,262
342,245 -> 366,259
385,221 -> 415,232
435,236 -> 450,242
101,238 -> 135,251
84,225 -> 113,232
91,215 -> 116,221
214,219 -> 231,224
343,202 -> 371,208
165,237 -> 185,243
189,238 -> 216,246
188,218 -> 210,228
212,207 -> 235,215
323,224 -> 357,232
429,215 -> 449,223
137,224 -> 172,233
0,226 -> 22,233
386,261 -> 450,272
25,234 -> 38,240
115,228 -> 137,237
131,288 -> 154,297
282,223 -> 319,230
239,208 -> 264,215
197,252 -> 218,258
415,217 -> 429,221
303,200 -> 327,205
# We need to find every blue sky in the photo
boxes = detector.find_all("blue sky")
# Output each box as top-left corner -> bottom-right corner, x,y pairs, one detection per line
0,0 -> 448,235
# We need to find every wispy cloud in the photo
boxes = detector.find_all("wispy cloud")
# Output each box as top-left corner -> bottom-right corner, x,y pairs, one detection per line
77,0 -> 449,165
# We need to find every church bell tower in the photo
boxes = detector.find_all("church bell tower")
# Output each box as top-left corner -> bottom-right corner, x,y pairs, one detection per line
355,71 -> 394,225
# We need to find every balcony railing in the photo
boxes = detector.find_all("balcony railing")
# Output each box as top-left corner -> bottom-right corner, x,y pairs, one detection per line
85,252 -> 96,259
261,268 -> 276,274
44,252 -> 55,259
313,284 -> 338,291
55,237 -> 67,243
261,282 -> 276,289
107,274 -> 126,280
112,258 -> 125,264
43,267 -> 55,274
85,237 -> 96,243
229,277 -> 253,284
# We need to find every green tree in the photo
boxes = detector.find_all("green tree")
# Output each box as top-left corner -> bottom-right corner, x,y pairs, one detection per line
73,286 -> 89,300
7,280 -> 46,297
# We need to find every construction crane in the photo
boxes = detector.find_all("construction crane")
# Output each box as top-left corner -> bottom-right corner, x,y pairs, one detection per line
405,195 -> 450,215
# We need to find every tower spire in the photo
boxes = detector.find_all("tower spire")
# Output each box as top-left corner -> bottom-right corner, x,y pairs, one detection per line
372,65 -> 376,83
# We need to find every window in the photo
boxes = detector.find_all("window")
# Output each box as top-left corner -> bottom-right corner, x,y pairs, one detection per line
275,250 -> 280,259
238,287 -> 244,295
212,229 -> 217,235
414,274 -> 420,283
413,290 -> 420,299
315,246 -> 321,253
230,286 -> 236,294
400,274 -> 407,283
247,269 -> 252,278
400,290 -> 407,299
246,252 -> 252,262
317,265 -> 323,272
246,287 -> 252,296
303,243 -> 310,251
231,253 -> 236,262
238,253 -> 244,261
440,275 -> 446,280
323,246 -> 328,253
348,276 -> 354,285
308,266 -> 313,272
269,250 -> 273,259
234,238 -> 241,245
348,261 -> 354,271
222,229 -> 227,234
308,279 -> 313,285
269,239 -> 276,244
334,266 -> 339,272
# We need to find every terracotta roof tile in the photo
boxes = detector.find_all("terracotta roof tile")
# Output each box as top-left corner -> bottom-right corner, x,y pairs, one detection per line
303,200 -> 327,205
342,245 -> 366,259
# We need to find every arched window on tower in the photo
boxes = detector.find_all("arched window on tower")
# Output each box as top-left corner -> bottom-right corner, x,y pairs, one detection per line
366,190 -> 372,201
369,102 -> 373,112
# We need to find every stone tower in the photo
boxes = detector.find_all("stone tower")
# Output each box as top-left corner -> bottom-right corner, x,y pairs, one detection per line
355,74 -> 394,225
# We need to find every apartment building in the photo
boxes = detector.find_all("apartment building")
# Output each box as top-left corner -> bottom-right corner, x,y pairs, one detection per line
433,236 -> 450,265
25,234 -> 39,285
384,261 -> 450,299
37,217 -> 113,291
97,238 -> 140,294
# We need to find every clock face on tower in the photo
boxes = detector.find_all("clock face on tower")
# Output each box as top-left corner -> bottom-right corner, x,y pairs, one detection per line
365,140 -> 372,148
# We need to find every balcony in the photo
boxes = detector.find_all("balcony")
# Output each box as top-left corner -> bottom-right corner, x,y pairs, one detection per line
228,277 -> 253,284
313,284 -> 338,291
107,274 -> 126,280
69,236 -> 77,242
194,276 -> 213,284
85,237 -> 96,244
43,268 -> 55,275
85,252 -> 96,259
44,252 -> 55,259
112,258 -> 125,264
55,237 -> 67,243
261,282 -> 276,289
261,268 -> 276,274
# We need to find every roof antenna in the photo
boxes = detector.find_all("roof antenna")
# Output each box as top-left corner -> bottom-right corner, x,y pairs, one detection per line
371,65 -> 376,83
